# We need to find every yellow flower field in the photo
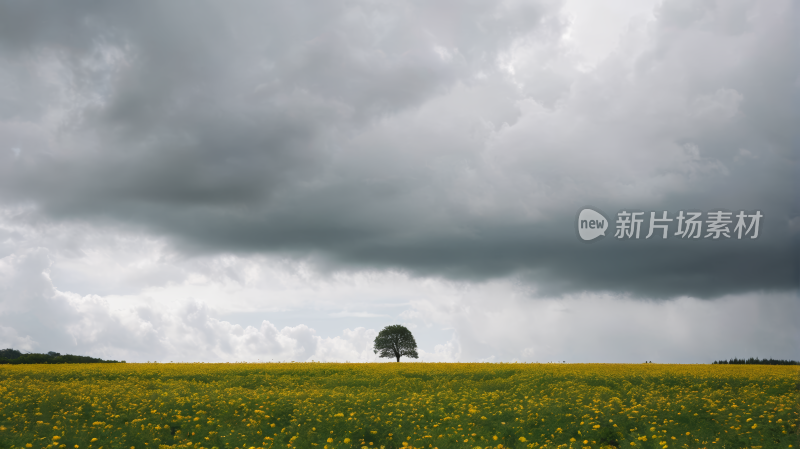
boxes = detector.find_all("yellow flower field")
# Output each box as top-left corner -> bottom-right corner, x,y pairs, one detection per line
0,363 -> 796,449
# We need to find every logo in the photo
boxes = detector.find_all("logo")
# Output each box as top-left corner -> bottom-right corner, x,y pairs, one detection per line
575,207 -> 762,242
577,208 -> 608,241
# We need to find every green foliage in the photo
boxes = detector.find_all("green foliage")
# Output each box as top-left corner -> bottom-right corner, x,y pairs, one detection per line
595,424 -> 620,447
712,357 -> 799,365
0,348 -> 123,364
0,348 -> 22,359
373,324 -> 419,362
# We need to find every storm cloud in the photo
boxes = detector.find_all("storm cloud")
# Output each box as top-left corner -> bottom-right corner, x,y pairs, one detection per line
0,0 -> 797,361
0,0 -> 796,299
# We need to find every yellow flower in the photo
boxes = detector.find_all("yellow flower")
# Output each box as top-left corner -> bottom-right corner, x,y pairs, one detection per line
583,441 -> 588,445
492,436 -> 498,441
518,437 -> 526,443
344,438 -> 351,444
327,438 -> 333,443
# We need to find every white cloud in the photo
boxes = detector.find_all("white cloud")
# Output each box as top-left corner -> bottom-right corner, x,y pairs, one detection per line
0,325 -> 35,352
561,0 -> 660,69
404,285 -> 800,363
330,311 -> 388,318
690,88 -> 743,122
0,243 -> 384,362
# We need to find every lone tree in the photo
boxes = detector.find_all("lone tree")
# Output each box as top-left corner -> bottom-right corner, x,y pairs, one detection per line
373,324 -> 419,362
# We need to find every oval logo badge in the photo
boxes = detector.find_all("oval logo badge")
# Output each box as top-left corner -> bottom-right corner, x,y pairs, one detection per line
577,208 -> 608,241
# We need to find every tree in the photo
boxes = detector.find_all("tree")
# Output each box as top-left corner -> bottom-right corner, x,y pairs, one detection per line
0,348 -> 22,360
373,324 -> 419,362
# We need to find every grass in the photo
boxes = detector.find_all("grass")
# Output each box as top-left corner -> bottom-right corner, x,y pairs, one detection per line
0,363 -> 797,449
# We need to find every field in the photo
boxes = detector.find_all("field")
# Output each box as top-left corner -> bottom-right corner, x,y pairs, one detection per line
0,363 -> 796,449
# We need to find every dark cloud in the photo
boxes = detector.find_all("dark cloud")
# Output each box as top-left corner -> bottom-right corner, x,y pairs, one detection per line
0,0 -> 796,300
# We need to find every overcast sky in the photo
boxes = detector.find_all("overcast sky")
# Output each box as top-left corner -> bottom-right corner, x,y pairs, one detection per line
0,0 -> 797,363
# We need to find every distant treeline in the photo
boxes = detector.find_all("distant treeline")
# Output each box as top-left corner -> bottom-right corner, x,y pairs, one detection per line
0,348 -> 124,364
712,357 -> 798,366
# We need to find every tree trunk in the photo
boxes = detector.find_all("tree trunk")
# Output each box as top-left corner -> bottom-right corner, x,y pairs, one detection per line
396,354 -> 400,362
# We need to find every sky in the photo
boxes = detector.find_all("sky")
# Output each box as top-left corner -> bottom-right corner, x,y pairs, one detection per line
0,0 -> 797,363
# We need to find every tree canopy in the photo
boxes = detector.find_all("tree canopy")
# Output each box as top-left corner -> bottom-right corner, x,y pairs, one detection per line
0,348 -> 124,364
373,324 -> 419,362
